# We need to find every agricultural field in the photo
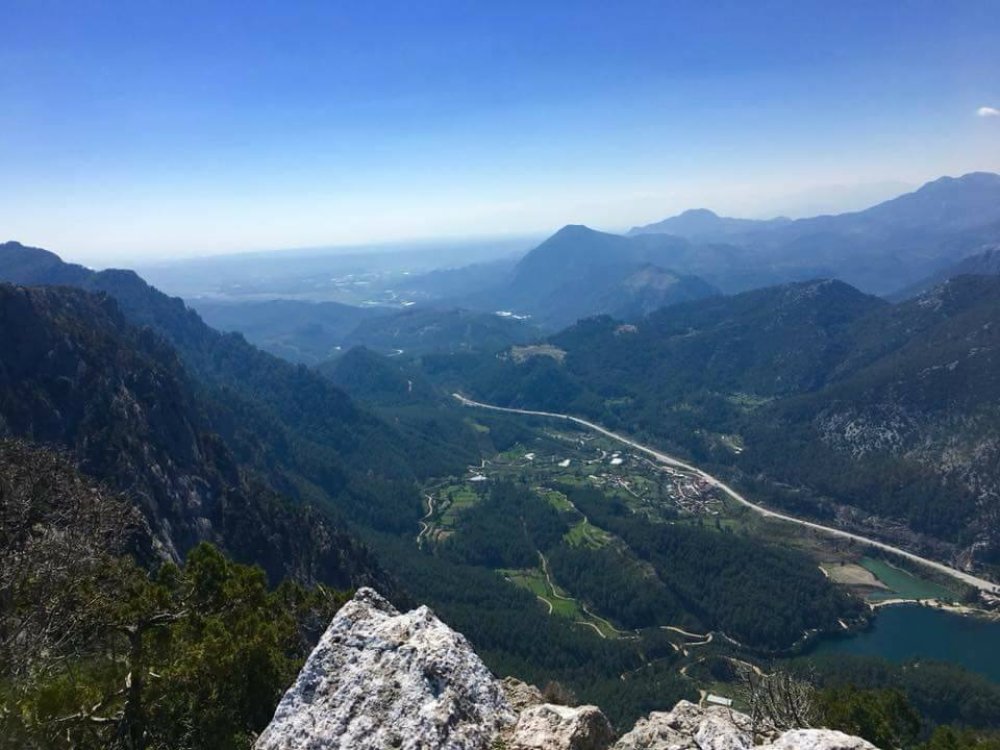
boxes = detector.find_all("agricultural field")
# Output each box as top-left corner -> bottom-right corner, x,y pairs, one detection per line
419,424 -> 729,548
415,415 -> 967,681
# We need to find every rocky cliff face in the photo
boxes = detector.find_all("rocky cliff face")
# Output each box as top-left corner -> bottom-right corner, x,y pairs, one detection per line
256,589 -> 880,750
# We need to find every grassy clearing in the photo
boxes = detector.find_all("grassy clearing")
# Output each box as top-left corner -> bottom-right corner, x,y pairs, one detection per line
502,568 -> 619,638
860,557 -> 958,602
564,518 -> 612,549
821,562 -> 889,591
510,344 -> 567,364
503,568 -> 579,618
543,489 -> 574,512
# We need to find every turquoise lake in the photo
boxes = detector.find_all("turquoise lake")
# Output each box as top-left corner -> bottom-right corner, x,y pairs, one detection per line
810,604 -> 1000,683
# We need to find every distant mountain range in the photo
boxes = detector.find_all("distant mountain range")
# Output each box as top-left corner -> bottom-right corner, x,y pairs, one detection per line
629,207 -> 793,240
893,244 -> 1000,300
0,240 -> 486,590
189,227 -> 720,345
56,171 -> 1000,356
424,172 -> 1000,328
628,172 -> 1000,295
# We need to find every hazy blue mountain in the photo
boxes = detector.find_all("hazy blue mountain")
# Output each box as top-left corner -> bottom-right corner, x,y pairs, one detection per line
486,225 -> 720,328
628,208 -> 791,241
892,244 -> 1000,300
628,172 -> 1000,294
191,297 -> 392,364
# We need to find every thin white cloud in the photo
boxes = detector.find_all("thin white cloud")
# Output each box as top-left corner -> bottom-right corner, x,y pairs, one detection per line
977,106 -> 1000,117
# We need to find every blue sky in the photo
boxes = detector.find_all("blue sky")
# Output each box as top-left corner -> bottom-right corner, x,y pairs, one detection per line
2,1 -> 999,264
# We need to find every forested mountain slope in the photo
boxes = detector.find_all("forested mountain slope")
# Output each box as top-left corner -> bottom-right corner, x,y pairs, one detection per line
342,306 -> 539,355
0,241 -> 473,531
0,283 -> 392,590
745,276 -> 1000,562
893,244 -> 1000,300
432,277 -> 1000,572
192,297 -> 391,364
458,226 -> 720,329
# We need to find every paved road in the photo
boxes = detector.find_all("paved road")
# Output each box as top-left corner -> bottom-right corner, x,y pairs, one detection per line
454,393 -> 1000,594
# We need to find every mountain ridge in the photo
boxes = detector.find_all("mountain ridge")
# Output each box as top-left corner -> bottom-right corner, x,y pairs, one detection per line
626,172 -> 1000,294
0,282 -> 395,591
431,275 -> 1000,570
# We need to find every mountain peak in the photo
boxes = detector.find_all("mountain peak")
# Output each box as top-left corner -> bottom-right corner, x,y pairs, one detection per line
677,208 -> 720,219
917,171 -> 1000,193
551,223 -> 600,239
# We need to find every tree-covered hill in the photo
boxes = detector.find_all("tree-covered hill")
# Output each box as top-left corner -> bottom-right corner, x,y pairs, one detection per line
485,225 -> 720,329
427,276 -> 1000,571
0,283 -> 394,592
743,276 -> 1000,561
0,241 -> 478,524
191,297 -> 392,365
342,305 -> 540,355
0,439 -> 349,749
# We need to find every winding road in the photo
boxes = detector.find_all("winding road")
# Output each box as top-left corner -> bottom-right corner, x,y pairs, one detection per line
416,494 -> 435,544
453,393 -> 1000,595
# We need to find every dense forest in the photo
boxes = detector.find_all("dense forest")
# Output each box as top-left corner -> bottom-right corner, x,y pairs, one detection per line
420,276 -> 1000,569
0,440 -> 347,750
558,485 -> 866,650
3,241 -> 1000,748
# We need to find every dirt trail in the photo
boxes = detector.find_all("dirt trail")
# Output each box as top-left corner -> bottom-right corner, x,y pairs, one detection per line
538,552 -> 574,601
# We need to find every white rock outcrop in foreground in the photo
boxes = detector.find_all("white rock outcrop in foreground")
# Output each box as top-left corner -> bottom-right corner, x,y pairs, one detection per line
767,730 -> 879,750
256,589 -> 881,750
613,700 -> 752,750
254,588 -> 515,750
510,703 -> 616,750
613,701 -> 878,750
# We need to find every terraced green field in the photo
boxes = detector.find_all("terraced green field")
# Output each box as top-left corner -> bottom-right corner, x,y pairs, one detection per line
564,518 -> 612,548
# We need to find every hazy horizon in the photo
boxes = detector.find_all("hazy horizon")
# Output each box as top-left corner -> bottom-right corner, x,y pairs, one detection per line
3,1 -> 999,266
